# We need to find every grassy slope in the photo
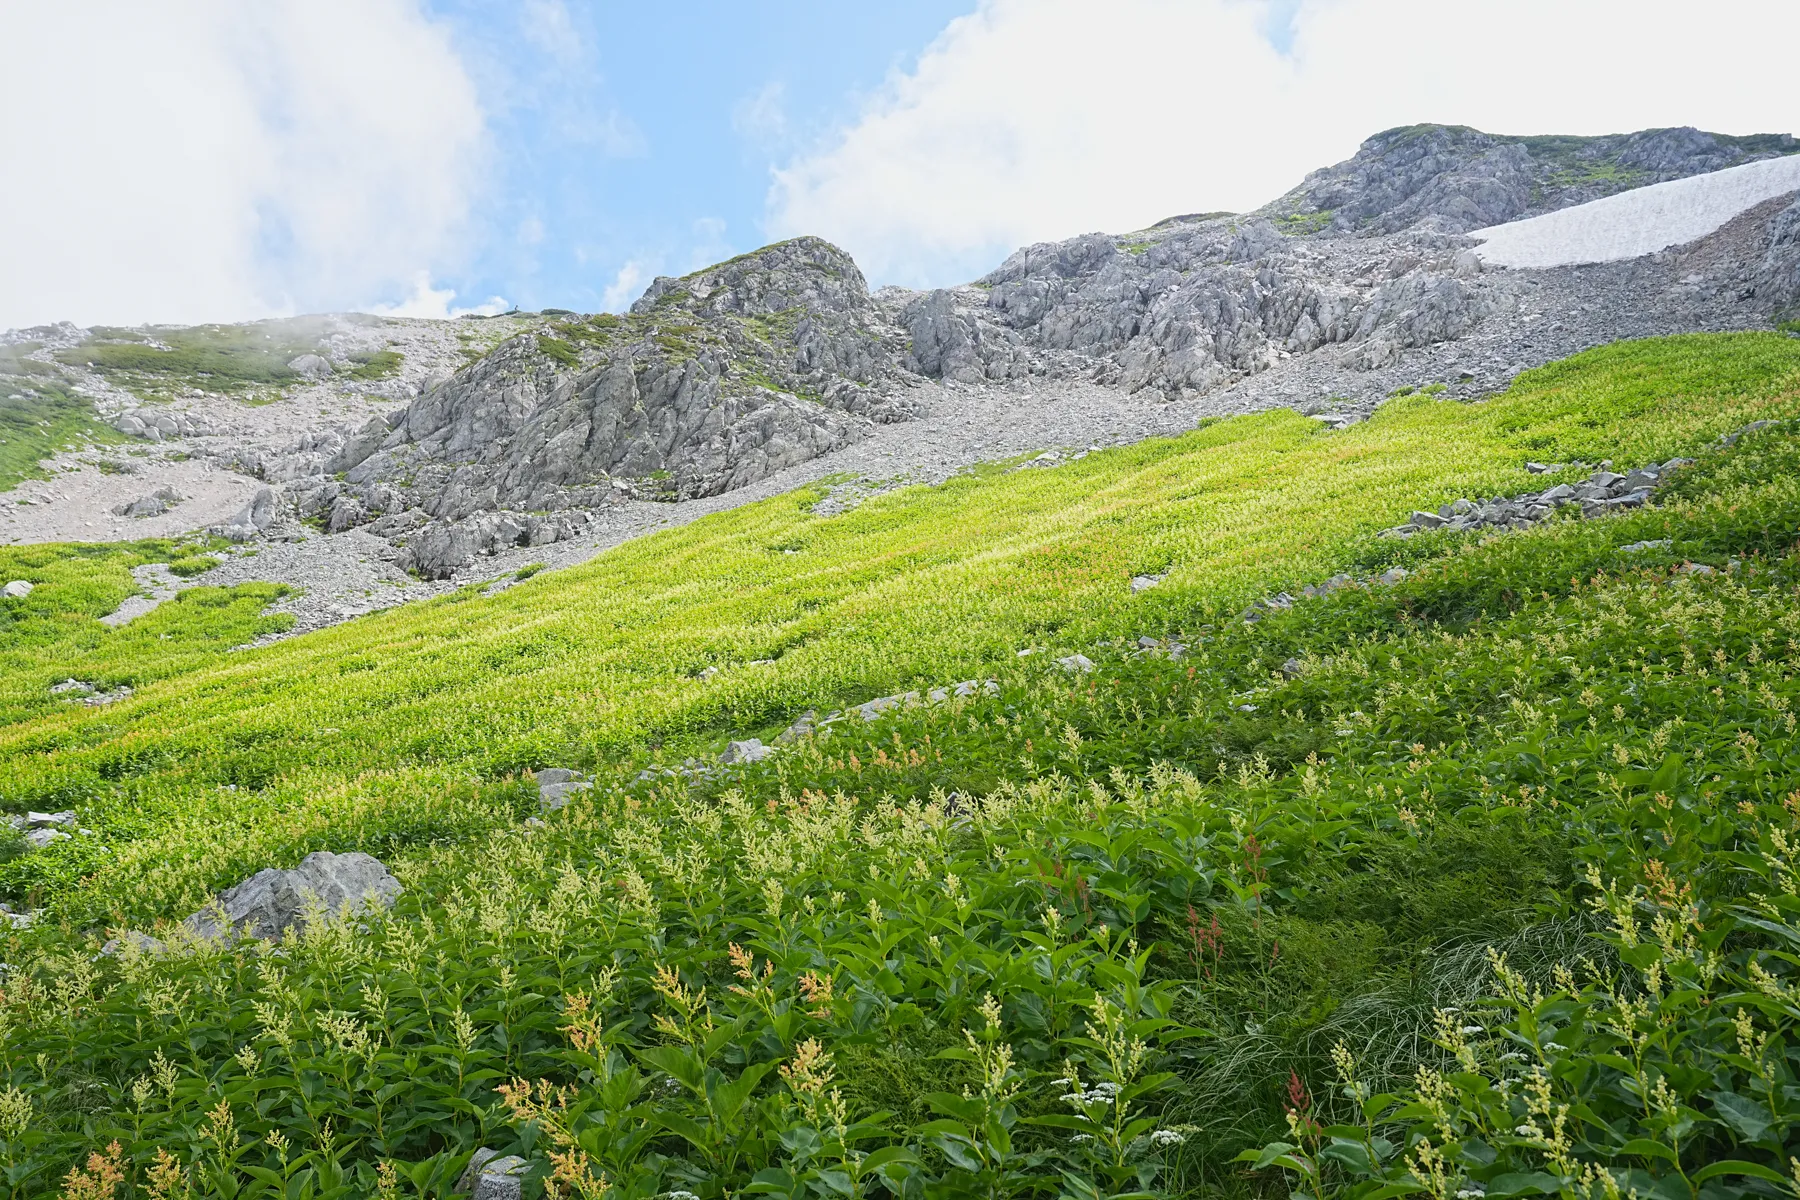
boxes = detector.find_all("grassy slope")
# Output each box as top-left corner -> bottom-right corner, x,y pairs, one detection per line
2,334 -> 1799,924
0,334 -> 1796,1195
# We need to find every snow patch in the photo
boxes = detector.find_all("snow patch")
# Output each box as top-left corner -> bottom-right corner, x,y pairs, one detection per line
1470,155 -> 1800,270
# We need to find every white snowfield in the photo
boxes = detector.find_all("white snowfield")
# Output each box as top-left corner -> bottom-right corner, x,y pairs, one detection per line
1469,153 -> 1800,270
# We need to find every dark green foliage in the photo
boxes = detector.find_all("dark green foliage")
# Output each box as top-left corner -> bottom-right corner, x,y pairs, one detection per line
536,335 -> 579,368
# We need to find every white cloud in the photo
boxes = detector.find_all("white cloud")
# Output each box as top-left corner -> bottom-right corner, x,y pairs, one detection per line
768,0 -> 1800,288
601,261 -> 647,313
371,274 -> 508,320
734,81 -> 790,149
0,0 -> 486,330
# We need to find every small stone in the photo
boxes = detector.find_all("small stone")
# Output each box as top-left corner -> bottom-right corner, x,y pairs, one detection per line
1619,539 -> 1671,553
25,811 -> 75,828
1280,658 -> 1305,678
23,828 -> 70,850
2,581 -> 31,599
1129,574 -> 1164,593
1376,567 -> 1409,586
1056,654 -> 1095,673
697,666 -> 720,681
1409,511 -> 1446,529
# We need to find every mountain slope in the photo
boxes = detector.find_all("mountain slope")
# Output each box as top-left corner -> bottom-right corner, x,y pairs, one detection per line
0,334 -> 1799,1195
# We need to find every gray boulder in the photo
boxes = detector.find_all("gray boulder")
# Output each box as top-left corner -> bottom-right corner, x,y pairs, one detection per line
2,580 -> 31,599
721,738 -> 773,765
536,768 -> 591,812
287,354 -> 334,380
185,851 -> 402,941
456,1149 -> 529,1199
112,487 -> 182,518
1057,654 -> 1096,673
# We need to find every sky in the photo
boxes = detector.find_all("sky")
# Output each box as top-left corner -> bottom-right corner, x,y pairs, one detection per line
2,0 -> 1797,330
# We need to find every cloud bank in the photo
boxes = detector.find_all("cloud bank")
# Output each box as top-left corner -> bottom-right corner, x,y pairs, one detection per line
768,0 -> 1800,287
0,0 -> 485,329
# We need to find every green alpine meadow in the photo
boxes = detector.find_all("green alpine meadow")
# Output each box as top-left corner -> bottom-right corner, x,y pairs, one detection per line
0,331 -> 1799,1197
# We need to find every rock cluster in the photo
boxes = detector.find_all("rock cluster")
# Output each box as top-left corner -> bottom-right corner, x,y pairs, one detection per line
256,238 -> 927,578
112,408 -> 221,441
8,809 -> 79,850
1378,459 -> 1691,539
49,678 -> 133,705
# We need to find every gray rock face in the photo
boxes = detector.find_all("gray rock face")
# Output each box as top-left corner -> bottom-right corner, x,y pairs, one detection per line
1264,124 -> 1800,236
207,126 -> 1799,584
2,580 -> 31,598
878,126 -> 1800,403
284,237 -> 923,578
1757,195 -> 1800,318
185,850 -> 402,941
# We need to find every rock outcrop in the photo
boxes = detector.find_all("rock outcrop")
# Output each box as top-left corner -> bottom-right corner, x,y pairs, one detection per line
184,850 -> 403,941
271,238 -> 924,577
1262,124 -> 1800,237
184,125 -> 1800,581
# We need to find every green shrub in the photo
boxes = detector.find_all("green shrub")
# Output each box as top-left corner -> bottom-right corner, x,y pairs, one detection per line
165,554 -> 219,577
347,349 -> 403,380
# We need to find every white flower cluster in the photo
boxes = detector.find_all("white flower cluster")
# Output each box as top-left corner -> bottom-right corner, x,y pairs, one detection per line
1058,1080 -> 1121,1105
1148,1129 -> 1186,1147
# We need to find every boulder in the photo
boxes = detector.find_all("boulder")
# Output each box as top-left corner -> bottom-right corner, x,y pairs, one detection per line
2,580 -> 31,599
112,487 -> 182,519
855,692 -> 919,721
456,1149 -> 529,1200
776,711 -> 818,743
536,769 -> 591,812
184,851 -> 403,941
1057,654 -> 1095,673
721,738 -> 773,765
287,354 -> 334,380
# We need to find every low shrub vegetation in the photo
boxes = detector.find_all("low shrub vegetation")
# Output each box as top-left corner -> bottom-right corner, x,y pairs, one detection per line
0,334 -> 1796,1196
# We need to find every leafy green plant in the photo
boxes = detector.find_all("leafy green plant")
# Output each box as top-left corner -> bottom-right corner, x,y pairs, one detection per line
165,555 -> 219,578
0,335 -> 1797,1195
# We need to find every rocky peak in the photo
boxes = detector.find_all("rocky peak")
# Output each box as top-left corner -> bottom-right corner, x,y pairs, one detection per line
632,236 -> 875,321
1263,123 -> 1800,236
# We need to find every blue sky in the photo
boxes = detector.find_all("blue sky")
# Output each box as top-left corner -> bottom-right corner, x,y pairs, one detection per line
424,1 -> 977,314
4,0 -> 1795,330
